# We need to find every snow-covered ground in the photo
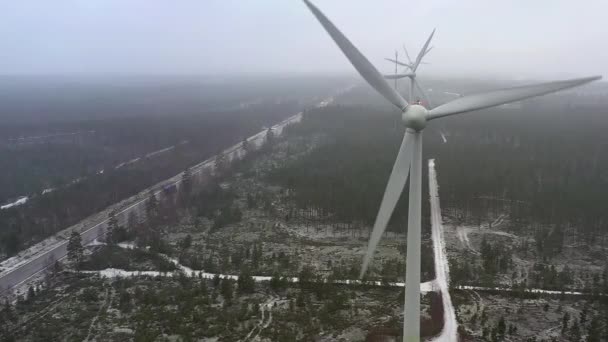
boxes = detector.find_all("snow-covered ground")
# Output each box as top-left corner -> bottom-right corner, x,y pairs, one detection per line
454,213 -> 519,256
41,188 -> 55,195
239,296 -> 288,342
0,196 -> 29,210
84,268 -> 436,292
456,227 -> 479,254
82,242 -> 437,293
86,237 -> 438,292
457,285 -> 598,297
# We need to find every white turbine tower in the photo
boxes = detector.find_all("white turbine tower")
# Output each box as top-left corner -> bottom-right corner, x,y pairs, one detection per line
392,50 -> 399,91
302,1 -> 601,341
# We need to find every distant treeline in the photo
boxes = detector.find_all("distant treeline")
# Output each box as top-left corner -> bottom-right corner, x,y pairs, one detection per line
0,101 -> 300,202
270,98 -> 608,243
0,75 -> 348,124
0,101 -> 301,259
269,105 -> 434,234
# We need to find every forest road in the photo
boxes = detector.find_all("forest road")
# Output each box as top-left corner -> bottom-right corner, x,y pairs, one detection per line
428,159 -> 458,342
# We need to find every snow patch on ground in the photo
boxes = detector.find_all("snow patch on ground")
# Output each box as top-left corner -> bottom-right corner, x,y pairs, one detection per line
458,285 -> 591,296
42,188 -> 55,195
1,196 -> 28,210
457,227 -> 479,254
85,242 -> 438,292
83,265 -> 436,293
454,214 -> 517,254
116,242 -> 135,250
87,239 -> 106,247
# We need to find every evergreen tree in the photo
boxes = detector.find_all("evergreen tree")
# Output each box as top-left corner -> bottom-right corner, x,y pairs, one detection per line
480,308 -> 488,326
141,191 -> 160,247
27,286 -> 36,301
67,231 -> 84,268
482,327 -> 489,340
269,274 -> 287,292
199,278 -> 208,295
603,314 -> 608,341
298,266 -> 316,289
570,318 -> 581,341
561,312 -> 570,334
107,210 -> 119,244
127,211 -> 139,231
145,191 -> 159,222
247,193 -> 256,209
180,167 -> 193,205
265,128 -> 275,146
587,316 -> 602,342
242,138 -> 251,153
220,278 -> 233,302
251,243 -> 262,269
296,291 -> 306,308
180,235 -> 192,250
580,307 -> 588,325
215,153 -> 228,173
497,316 -> 506,338
237,268 -> 255,294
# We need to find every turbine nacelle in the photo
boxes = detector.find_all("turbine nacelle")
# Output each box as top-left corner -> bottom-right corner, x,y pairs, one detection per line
402,105 -> 427,131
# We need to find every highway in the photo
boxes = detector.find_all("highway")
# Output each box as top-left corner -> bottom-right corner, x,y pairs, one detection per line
0,98 -> 321,296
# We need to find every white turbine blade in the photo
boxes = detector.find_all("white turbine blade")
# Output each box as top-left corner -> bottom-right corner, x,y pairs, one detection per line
303,0 -> 408,110
360,131 -> 414,278
384,73 -> 414,80
385,58 -> 411,68
414,79 -> 433,108
423,46 -> 434,57
402,45 -> 413,64
428,76 -> 602,120
413,29 -> 435,71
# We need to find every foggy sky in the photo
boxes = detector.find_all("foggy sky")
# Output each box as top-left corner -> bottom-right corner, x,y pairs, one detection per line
1,0 -> 606,80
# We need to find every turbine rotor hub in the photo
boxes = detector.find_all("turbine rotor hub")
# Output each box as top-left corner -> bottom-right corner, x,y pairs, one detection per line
402,104 -> 427,131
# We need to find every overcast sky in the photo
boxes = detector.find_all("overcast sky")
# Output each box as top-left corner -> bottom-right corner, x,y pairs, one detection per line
0,0 -> 606,79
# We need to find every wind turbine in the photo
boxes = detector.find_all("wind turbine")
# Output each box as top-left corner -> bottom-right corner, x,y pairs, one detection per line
385,44 -> 432,75
387,34 -> 447,143
302,1 -> 601,341
384,30 -> 435,105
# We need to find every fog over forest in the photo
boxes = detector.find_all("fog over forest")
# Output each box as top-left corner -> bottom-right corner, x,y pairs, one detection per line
1,2 -> 608,341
